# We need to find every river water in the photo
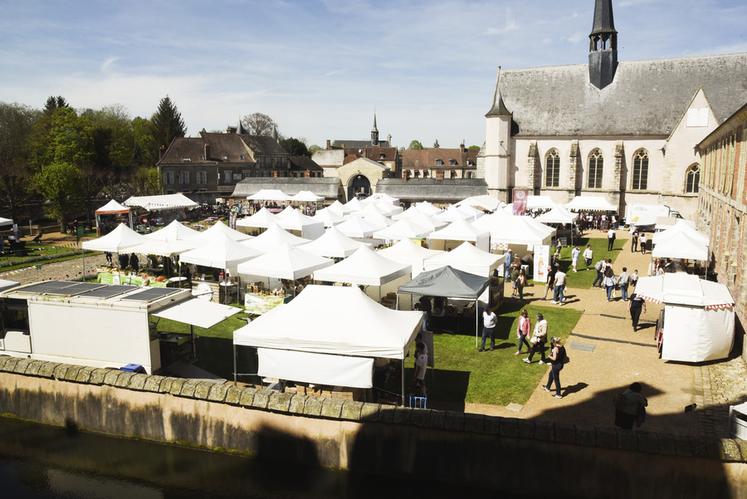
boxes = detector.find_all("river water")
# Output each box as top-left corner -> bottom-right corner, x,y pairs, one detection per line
0,417 -> 502,499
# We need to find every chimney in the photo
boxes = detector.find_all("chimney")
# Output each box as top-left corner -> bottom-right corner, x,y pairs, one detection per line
203,143 -> 210,160
326,139 -> 331,150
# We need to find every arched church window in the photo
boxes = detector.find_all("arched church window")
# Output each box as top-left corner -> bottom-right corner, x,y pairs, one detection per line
631,149 -> 649,190
545,149 -> 560,187
685,164 -> 700,193
587,149 -> 603,189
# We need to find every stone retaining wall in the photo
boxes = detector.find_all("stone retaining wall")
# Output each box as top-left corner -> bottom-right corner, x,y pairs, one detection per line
1,355 -> 746,498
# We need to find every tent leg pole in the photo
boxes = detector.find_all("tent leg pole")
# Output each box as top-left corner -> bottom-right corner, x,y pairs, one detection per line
396,293 -> 399,311
233,343 -> 237,382
401,359 -> 405,407
191,324 -> 197,361
475,299 -> 479,349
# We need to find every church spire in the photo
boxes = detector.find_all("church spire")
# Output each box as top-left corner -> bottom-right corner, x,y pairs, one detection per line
588,0 -> 618,89
371,112 -> 380,145
485,66 -> 511,117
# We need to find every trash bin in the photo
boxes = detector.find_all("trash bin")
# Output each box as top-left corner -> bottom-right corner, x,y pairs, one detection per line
729,402 -> 747,439
120,363 -> 146,374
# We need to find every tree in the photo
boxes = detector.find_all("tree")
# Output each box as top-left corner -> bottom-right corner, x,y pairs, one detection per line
33,161 -> 83,231
280,137 -> 309,157
0,103 -> 40,219
43,96 -> 69,115
468,145 -> 481,152
132,117 -> 159,168
408,140 -> 424,150
132,167 -> 161,195
151,96 -> 186,149
241,112 -> 277,136
308,144 -> 321,155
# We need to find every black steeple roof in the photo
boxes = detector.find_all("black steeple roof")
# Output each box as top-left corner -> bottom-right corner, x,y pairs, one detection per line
591,0 -> 616,35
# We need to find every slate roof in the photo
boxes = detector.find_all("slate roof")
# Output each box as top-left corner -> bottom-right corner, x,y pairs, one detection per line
231,177 -> 341,199
239,134 -> 288,156
158,132 -> 287,166
330,139 -> 391,149
289,156 -> 323,172
376,178 -> 487,202
361,146 -> 398,162
401,148 -> 477,169
488,52 -> 747,137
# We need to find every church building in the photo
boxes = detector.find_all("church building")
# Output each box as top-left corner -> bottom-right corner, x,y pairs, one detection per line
479,0 -> 747,219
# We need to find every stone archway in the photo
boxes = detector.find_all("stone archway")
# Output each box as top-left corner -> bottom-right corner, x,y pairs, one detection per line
347,174 -> 371,200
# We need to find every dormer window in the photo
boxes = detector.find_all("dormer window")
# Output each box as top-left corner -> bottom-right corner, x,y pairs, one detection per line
379,153 -> 386,160
435,159 -> 444,166
181,158 -> 191,162
449,159 -> 457,166
240,154 -> 245,160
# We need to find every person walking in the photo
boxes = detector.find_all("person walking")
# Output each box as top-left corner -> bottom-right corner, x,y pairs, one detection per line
618,267 -> 630,301
639,233 -> 647,254
414,342 -> 428,393
571,246 -> 580,272
593,258 -> 605,287
543,337 -> 567,399
524,313 -> 548,364
543,265 -> 556,300
607,227 -> 616,251
480,307 -> 497,352
516,268 -> 527,302
603,263 -> 616,301
510,264 -> 520,298
631,230 -> 639,252
515,309 -> 531,355
614,382 -> 648,430
583,245 -> 593,269
629,293 -> 646,332
630,269 -> 639,289
553,267 -> 567,304
504,248 -> 513,279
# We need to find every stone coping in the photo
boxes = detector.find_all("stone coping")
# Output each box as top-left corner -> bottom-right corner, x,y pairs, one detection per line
0,355 -> 744,463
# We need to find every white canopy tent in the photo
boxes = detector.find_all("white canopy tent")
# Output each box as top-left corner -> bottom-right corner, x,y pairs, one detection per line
423,241 -> 502,277
427,218 -> 490,251
194,220 -> 252,243
634,274 -> 735,362
327,200 -> 345,217
342,197 -> 364,214
0,217 -> 13,228
124,193 -> 198,211
179,231 -> 261,275
81,223 -> 145,253
312,207 -> 344,228
527,195 -> 557,211
361,210 -> 392,230
456,195 -> 500,212
145,219 -> 200,242
247,189 -> 291,202
414,201 -> 443,216
232,285 -> 423,398
626,204 -> 672,227
651,231 -> 709,261
95,199 -> 132,230
435,205 -> 474,224
363,192 -> 400,205
335,214 -> 387,238
154,299 -> 241,329
565,195 -> 617,212
129,238 -> 195,257
236,207 -> 277,230
312,245 -> 411,287
291,190 -> 324,202
391,208 -> 445,231
653,220 -> 709,245
373,218 -> 432,241
473,213 -> 556,249
275,207 -> 325,239
241,223 -> 309,253
536,206 -> 577,225
300,227 -> 369,258
377,238 -> 443,276
237,244 -> 333,280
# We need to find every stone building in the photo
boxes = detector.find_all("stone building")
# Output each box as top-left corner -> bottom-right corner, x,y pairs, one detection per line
695,102 -> 747,352
479,0 -> 747,219
157,127 -> 290,202
401,145 -> 477,180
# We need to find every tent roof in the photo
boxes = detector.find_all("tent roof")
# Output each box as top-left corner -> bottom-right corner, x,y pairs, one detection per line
95,199 -> 130,214
377,238 -> 443,264
456,195 -> 500,212
565,196 -> 617,212
0,217 -> 13,228
194,220 -> 252,242
427,218 -> 488,243
634,273 -> 734,310
526,195 -> 557,210
300,227 -> 369,258
81,223 -> 145,253
651,231 -> 709,261
653,220 -> 709,245
124,193 -> 198,211
275,207 -> 325,231
312,245 -> 411,286
236,207 -> 277,229
327,200 -> 345,216
473,213 -> 556,246
414,201 -> 443,216
423,241 -> 502,277
233,285 -> 423,359
180,231 -> 261,270
311,207 -> 344,227
435,205 -> 473,223
398,265 -> 489,299
237,244 -> 333,280
373,218 -> 432,240
363,192 -> 400,204
145,219 -> 201,242
536,206 -> 578,225
291,190 -> 323,202
247,189 -> 291,201
336,214 -> 386,238
241,224 -> 309,252
392,207 -> 446,231
130,238 -> 195,257
342,197 -> 364,214
153,299 -> 241,329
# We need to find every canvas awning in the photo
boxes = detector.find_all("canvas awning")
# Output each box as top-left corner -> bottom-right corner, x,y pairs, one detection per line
153,299 -> 241,328
427,218 -> 490,246
81,223 -> 145,253
95,199 -> 130,215
257,349 -> 374,388
391,208 -> 445,231
527,195 -> 557,210
275,207 -> 325,234
653,220 -> 709,245
634,273 -> 734,310
312,245 -> 411,286
398,265 -> 489,300
124,193 -> 198,211
335,215 -> 387,238
130,238 -> 195,257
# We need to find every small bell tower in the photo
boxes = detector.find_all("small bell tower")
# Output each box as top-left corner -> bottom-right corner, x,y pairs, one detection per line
589,0 -> 618,89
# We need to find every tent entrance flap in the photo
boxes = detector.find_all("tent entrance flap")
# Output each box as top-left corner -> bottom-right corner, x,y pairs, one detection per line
153,299 -> 240,329
257,349 -> 374,389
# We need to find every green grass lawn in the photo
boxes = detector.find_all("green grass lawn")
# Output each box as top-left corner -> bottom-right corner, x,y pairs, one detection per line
553,236 -> 627,289
0,242 -> 92,271
408,301 -> 583,408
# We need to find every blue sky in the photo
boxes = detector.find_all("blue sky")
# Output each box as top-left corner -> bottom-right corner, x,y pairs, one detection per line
1,0 -> 745,148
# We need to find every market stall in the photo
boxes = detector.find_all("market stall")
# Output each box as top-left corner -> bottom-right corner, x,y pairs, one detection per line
423,241 -> 502,278
312,207 -> 344,228
124,193 -> 198,211
634,273 -> 735,362
193,220 -> 252,243
236,207 -> 277,232
82,223 -> 145,253
427,218 -> 490,251
275,207 -> 325,239
232,285 -> 423,403
94,199 -> 132,235
376,238 -> 443,276
237,243 -> 333,281
565,195 -> 617,212
179,231 -> 261,277
373,218 -> 432,241
456,195 -> 500,212
247,189 -> 291,202
651,231 -> 709,262
241,223 -> 309,253
300,227 -> 370,259
335,214 -> 387,239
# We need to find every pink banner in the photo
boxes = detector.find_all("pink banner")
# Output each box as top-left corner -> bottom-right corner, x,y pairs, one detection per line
512,188 -> 529,216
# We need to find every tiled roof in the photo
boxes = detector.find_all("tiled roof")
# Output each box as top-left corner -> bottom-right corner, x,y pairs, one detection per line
401,148 -> 476,169
376,178 -> 487,202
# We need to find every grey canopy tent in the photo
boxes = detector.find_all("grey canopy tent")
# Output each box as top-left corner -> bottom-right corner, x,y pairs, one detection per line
397,265 -> 489,347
